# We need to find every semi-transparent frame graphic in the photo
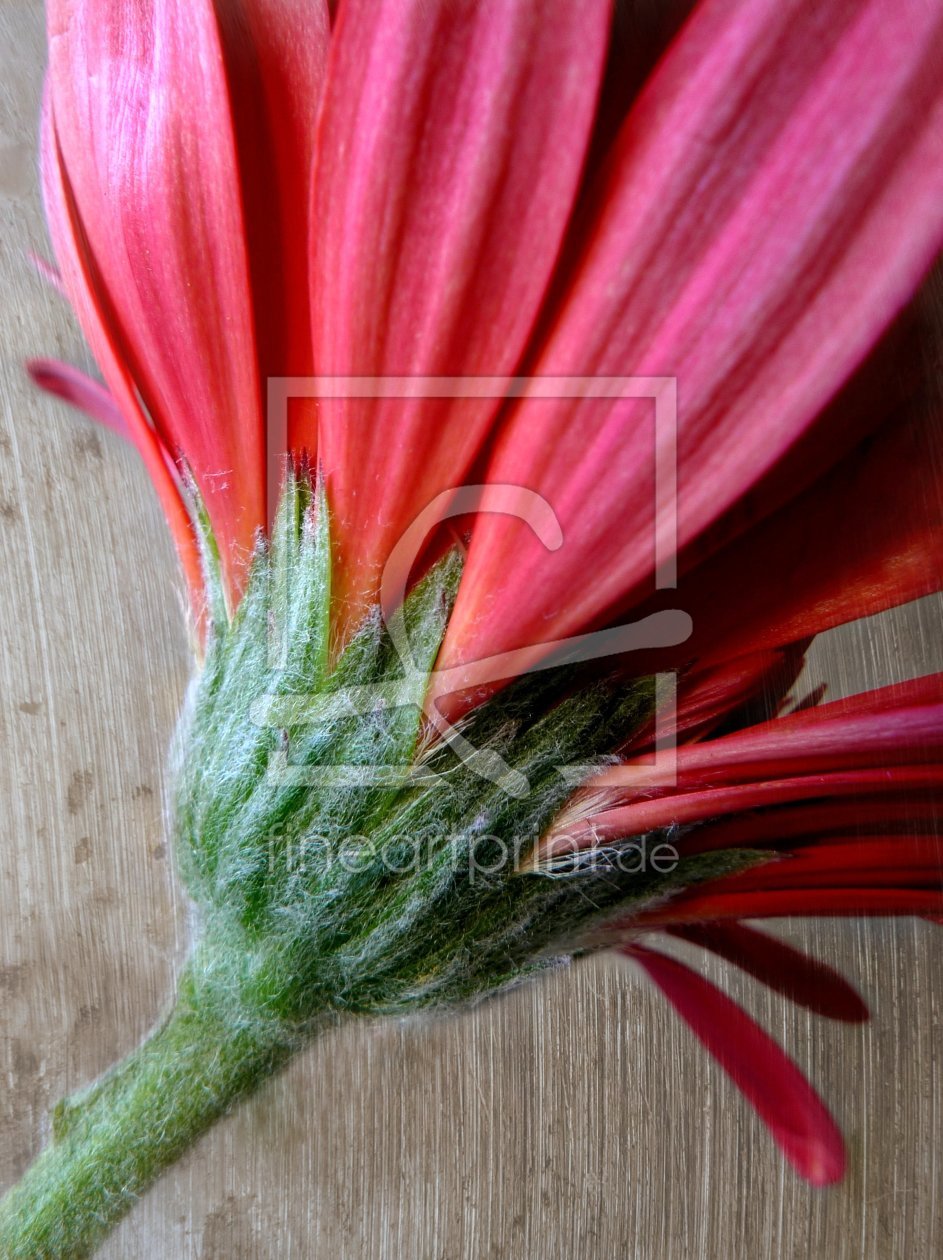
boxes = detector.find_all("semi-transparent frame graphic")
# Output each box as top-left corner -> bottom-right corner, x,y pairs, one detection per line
255,375 -> 686,794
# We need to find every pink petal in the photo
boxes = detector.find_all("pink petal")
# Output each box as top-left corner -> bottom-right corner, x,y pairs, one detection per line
624,944 -> 846,1184
442,0 -> 943,683
40,96 -> 203,606
666,922 -> 868,1023
28,250 -> 65,295
27,357 -> 130,441
47,0 -> 268,595
308,0 -> 613,636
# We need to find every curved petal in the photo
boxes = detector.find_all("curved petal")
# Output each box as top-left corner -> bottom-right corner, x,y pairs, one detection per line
624,944 -> 846,1184
308,0 -> 613,634
40,97 -> 203,606
442,0 -> 943,682
47,0 -> 267,593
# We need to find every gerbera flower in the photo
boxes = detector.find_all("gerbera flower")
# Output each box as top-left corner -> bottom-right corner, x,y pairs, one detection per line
3,0 -> 942,1253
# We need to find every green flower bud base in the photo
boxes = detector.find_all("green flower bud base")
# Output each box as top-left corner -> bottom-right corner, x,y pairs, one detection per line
0,473 -> 749,1257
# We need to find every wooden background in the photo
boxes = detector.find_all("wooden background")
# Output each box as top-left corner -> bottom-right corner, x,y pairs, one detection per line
1,3 -> 942,1256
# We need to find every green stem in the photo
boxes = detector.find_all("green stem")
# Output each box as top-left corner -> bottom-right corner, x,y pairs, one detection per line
0,954 -> 306,1259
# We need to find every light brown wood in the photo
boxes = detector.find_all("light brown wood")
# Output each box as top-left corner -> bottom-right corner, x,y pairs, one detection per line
1,4 -> 941,1256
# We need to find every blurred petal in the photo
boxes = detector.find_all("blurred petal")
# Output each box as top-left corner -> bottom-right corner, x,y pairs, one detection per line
28,357 -> 130,441
28,250 -> 65,295
666,922 -> 869,1022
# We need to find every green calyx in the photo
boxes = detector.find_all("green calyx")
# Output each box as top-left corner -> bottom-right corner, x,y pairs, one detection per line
173,469 -> 729,1023
0,470 -> 745,1257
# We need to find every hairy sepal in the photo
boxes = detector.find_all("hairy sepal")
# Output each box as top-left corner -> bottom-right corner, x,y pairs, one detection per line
172,472 -> 729,1027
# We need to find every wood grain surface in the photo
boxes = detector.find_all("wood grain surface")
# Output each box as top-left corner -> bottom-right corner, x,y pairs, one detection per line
1,4 -> 942,1256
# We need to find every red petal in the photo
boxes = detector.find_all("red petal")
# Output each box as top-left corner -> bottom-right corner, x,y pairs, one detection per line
673,405 -> 943,665
218,0 -> 328,383
628,649 -> 805,753
594,697 -> 943,793
47,0 -> 268,595
40,97 -> 203,607
582,673 -> 943,801
308,0 -> 612,636
553,767 -> 943,853
666,922 -> 868,1022
708,838 -> 943,893
624,944 -> 846,1184
645,888 -> 943,924
215,0 -> 329,488
442,0 -> 943,684
677,798 -> 943,856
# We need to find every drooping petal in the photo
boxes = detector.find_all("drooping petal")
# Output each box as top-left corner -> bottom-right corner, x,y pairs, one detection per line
308,0 -> 613,634
47,0 -> 267,593
624,944 -> 846,1184
442,0 -> 943,682
665,922 -> 869,1023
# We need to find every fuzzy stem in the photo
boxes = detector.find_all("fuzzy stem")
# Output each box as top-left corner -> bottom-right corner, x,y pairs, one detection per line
0,953 -> 307,1259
